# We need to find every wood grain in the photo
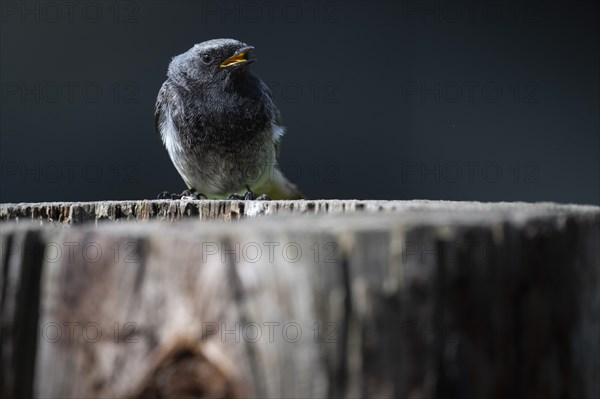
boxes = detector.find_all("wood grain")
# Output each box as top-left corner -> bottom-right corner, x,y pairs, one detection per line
1,201 -> 598,398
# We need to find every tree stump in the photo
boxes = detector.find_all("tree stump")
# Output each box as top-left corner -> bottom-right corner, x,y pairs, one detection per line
1,200 -> 598,398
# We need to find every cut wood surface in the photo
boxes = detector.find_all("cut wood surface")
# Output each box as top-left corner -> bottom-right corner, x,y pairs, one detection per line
2,199 -> 598,224
1,200 -> 599,399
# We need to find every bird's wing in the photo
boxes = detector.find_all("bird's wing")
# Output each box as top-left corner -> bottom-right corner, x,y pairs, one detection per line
253,82 -> 306,199
260,80 -> 285,159
154,81 -> 169,137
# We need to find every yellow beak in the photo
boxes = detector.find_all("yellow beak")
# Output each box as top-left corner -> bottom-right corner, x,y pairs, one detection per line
219,46 -> 255,68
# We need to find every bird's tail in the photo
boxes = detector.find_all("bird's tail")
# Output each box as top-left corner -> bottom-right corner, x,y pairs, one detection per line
256,168 -> 306,200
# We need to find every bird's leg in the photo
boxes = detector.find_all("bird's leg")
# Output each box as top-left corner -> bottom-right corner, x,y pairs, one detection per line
242,185 -> 256,200
227,193 -> 246,200
244,191 -> 272,200
181,190 -> 208,199
228,187 -> 271,201
228,185 -> 253,200
245,185 -> 271,200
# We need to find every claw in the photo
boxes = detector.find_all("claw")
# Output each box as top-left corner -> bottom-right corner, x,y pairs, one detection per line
157,191 -> 171,199
228,191 -> 271,201
157,189 -> 204,200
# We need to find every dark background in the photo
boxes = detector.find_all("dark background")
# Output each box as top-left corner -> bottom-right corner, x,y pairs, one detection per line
1,0 -> 598,204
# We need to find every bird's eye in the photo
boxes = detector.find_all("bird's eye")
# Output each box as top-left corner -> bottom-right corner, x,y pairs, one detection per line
201,54 -> 213,65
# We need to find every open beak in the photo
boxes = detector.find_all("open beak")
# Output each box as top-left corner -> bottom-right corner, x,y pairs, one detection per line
219,46 -> 255,68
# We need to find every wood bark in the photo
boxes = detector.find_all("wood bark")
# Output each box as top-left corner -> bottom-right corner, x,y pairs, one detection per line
1,200 -> 598,398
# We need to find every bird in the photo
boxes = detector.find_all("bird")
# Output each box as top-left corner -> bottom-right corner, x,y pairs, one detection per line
155,38 -> 305,200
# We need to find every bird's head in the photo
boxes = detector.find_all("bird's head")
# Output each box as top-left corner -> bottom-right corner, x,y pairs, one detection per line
167,38 -> 256,86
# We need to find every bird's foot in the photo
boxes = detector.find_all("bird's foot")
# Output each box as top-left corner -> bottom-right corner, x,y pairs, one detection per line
157,190 -> 205,200
228,191 -> 271,201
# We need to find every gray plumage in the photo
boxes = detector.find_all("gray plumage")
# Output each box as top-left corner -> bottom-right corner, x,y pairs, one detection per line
155,38 -> 303,199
